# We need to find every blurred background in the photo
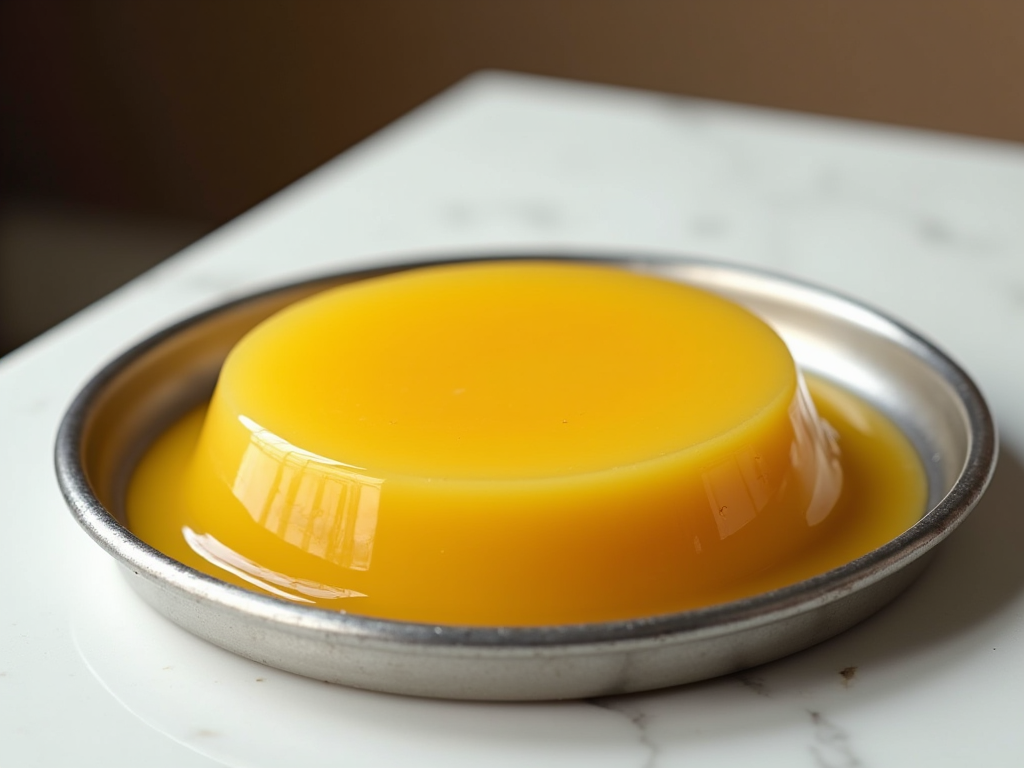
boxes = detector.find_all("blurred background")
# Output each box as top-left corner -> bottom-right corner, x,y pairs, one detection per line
3,0 -> 1023,355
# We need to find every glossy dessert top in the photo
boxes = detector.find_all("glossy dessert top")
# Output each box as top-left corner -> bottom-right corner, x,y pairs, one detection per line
213,260 -> 796,479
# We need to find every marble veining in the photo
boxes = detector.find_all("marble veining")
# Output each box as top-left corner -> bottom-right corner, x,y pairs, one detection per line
808,710 -> 861,768
737,674 -> 771,697
588,698 -> 658,768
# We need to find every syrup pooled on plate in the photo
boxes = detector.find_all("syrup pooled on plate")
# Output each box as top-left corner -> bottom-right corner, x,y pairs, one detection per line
127,261 -> 926,625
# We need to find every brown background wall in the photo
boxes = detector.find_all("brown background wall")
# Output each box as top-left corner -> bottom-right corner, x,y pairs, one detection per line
1,0 -> 1023,352
4,0 -> 1024,224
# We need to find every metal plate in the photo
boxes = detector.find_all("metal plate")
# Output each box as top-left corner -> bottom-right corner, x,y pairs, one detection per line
55,255 -> 997,700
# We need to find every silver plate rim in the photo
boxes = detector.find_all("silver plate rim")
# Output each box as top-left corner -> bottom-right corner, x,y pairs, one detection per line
54,254 -> 997,660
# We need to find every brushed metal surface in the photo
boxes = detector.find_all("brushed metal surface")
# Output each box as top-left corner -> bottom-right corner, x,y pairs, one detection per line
55,255 -> 997,700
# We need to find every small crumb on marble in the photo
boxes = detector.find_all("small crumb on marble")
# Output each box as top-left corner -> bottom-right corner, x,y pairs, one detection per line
839,666 -> 857,686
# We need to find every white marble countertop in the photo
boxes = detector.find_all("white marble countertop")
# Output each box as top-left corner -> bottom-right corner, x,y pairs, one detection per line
3,71 -> 1024,767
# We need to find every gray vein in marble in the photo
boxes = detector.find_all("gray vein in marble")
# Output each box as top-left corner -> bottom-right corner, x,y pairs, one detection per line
587,698 -> 657,768
736,674 -> 771,698
808,710 -> 861,768
916,217 -> 998,254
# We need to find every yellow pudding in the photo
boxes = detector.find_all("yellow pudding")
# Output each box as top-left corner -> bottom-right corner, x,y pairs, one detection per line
127,261 -> 926,626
